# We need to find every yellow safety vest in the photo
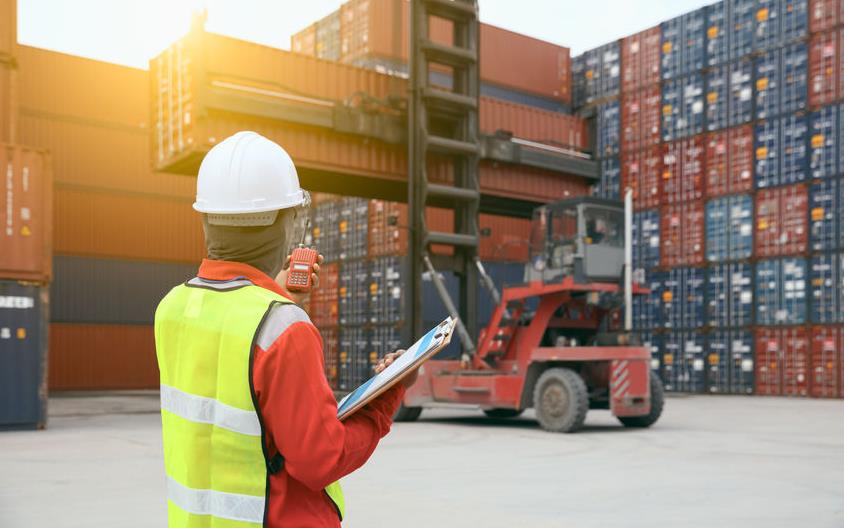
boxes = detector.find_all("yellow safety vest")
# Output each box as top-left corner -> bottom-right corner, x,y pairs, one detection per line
154,276 -> 344,527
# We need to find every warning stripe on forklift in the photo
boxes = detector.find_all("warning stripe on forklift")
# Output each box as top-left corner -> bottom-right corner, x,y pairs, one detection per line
612,360 -> 631,400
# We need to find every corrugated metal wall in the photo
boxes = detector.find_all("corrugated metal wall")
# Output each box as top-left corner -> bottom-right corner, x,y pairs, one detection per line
578,0 -> 843,398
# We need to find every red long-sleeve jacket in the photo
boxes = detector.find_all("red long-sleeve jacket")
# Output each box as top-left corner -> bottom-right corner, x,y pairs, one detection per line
198,259 -> 405,527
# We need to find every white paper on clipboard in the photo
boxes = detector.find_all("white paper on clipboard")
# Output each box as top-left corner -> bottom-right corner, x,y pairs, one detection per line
336,317 -> 456,420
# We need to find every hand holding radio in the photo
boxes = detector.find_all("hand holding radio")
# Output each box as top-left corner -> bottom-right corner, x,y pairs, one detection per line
278,250 -> 323,304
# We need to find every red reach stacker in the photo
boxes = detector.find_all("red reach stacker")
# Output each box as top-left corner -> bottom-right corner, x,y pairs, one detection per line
397,194 -> 665,433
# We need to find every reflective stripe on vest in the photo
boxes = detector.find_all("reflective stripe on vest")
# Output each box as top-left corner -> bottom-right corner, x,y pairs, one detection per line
155,276 -> 344,526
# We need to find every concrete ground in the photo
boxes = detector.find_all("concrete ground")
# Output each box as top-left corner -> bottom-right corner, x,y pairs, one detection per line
0,393 -> 842,528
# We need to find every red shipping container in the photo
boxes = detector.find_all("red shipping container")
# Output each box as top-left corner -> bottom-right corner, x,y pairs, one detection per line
621,85 -> 661,152
368,200 -> 408,257
310,262 -> 339,327
621,146 -> 662,209
808,30 -> 840,107
49,323 -> 159,391
480,97 -> 587,150
754,184 -> 809,257
755,327 -> 809,397
478,214 -> 531,262
0,144 -> 52,282
809,326 -> 843,398
621,26 -> 661,92
320,326 -> 339,390
705,125 -> 754,197
660,203 -> 705,266
661,136 -> 705,205
809,0 -> 844,33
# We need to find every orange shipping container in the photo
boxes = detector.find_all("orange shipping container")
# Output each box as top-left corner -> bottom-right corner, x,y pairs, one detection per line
0,0 -> 15,58
0,144 -> 52,282
0,65 -> 15,145
49,323 -> 159,391
313,0 -> 571,103
54,187 -> 205,263
480,97 -> 586,149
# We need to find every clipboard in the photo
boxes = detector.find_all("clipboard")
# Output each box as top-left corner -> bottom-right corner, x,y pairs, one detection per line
336,317 -> 456,420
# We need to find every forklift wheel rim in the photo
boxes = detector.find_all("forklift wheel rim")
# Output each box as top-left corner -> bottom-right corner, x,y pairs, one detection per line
542,381 -> 569,418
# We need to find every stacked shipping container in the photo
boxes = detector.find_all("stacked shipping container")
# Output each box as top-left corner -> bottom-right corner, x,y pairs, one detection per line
577,0 -> 844,398
9,12 -> 590,391
309,194 -> 546,391
291,0 -> 572,112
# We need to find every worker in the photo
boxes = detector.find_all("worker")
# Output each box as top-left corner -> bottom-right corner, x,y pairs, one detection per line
154,131 -> 414,527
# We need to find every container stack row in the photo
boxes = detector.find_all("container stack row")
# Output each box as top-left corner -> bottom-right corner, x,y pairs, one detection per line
577,0 -> 843,399
291,0 -> 572,112
307,194 -> 527,391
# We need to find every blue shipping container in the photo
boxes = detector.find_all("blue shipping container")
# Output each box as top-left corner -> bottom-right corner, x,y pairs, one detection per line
781,44 -> 807,116
339,197 -> 369,261
750,45 -> 808,120
810,252 -> 844,323
809,106 -> 838,179
705,194 -> 753,262
707,1 -> 730,67
370,325 -> 403,362
633,271 -> 666,329
662,74 -> 704,140
728,59 -> 753,126
661,7 -> 707,80
0,281 -> 48,429
312,201 -> 340,262
755,116 -> 808,188
339,326 -> 371,390
632,209 -> 661,276
755,48 -> 781,120
810,178 -> 844,252
682,73 -> 706,137
663,331 -> 706,393
730,0 -> 756,60
593,157 -> 620,200
597,100 -> 620,158
339,259 -> 369,326
755,0 -> 808,50
781,114 -> 808,185
638,331 -> 663,375
369,256 -> 404,325
575,41 -> 620,105
705,64 -> 728,131
706,262 -> 754,327
755,257 -> 807,325
706,330 -> 754,394
663,267 -> 705,329
477,261 -> 524,326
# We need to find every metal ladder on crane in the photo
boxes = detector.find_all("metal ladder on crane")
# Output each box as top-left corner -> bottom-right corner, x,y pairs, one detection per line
408,0 -> 481,360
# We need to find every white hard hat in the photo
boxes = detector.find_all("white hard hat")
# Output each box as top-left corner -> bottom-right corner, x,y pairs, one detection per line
194,131 -> 307,226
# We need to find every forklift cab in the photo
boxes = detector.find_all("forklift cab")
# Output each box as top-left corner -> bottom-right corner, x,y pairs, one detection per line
526,197 -> 625,284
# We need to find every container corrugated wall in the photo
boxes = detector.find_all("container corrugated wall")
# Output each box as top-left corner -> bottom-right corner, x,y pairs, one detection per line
0,281 -> 49,429
0,145 -> 53,282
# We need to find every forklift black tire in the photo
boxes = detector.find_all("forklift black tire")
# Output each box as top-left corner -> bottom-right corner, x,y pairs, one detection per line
483,408 -> 524,419
393,404 -> 422,422
533,368 -> 588,433
618,374 -> 665,428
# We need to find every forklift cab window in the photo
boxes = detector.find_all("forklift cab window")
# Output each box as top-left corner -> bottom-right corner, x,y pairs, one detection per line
583,207 -> 622,247
548,207 -> 578,269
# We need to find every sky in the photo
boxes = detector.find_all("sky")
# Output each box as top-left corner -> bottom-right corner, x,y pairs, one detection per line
16,0 -> 713,70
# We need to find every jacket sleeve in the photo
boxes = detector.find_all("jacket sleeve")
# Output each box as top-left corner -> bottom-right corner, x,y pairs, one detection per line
252,316 -> 405,491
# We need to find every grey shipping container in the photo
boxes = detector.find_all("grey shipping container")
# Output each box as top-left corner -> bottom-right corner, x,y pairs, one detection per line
810,178 -> 844,252
706,262 -> 754,327
809,105 -> 838,180
662,267 -> 705,329
0,281 -> 49,430
51,256 -> 197,325
705,193 -> 753,262
661,7 -> 706,80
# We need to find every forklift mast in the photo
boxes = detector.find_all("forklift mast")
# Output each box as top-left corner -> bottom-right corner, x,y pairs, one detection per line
407,0 -> 481,356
